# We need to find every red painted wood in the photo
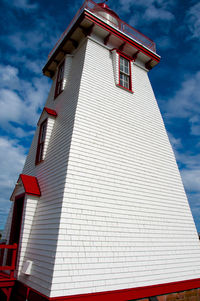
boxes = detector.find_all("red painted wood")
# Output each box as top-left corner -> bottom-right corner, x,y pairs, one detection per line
0,266 -> 14,271
47,0 -> 156,60
44,107 -> 57,117
54,60 -> 65,99
0,272 -> 15,293
84,11 -> 160,62
0,244 -> 17,279
20,174 -> 41,196
35,118 -> 47,165
0,244 -> 17,300
14,278 -> 200,301
118,52 -> 133,92
0,245 -> 17,250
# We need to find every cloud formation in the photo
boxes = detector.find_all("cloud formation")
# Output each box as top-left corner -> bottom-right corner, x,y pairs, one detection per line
0,64 -> 50,130
3,0 -> 38,10
0,137 -> 26,229
119,0 -> 175,23
164,71 -> 200,121
186,2 -> 200,39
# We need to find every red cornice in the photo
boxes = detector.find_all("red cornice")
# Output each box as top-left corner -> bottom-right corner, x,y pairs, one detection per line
43,9 -> 160,76
84,11 -> 160,63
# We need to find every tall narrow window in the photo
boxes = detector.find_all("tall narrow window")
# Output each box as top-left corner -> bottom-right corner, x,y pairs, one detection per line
54,60 -> 65,99
35,119 -> 47,164
119,55 -> 132,91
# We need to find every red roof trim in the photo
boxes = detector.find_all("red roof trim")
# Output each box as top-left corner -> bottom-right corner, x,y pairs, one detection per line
85,11 -> 160,63
20,174 -> 41,197
19,278 -> 200,300
44,107 -> 57,117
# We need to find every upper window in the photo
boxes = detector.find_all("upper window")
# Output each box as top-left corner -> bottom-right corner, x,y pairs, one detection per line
35,119 -> 47,164
119,55 -> 132,91
54,60 -> 65,99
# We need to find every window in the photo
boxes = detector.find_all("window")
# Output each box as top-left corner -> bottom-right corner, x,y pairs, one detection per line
119,55 -> 132,91
35,119 -> 47,164
54,60 -> 65,99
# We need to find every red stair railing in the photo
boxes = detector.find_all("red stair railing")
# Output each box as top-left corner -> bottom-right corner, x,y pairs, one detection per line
0,243 -> 17,279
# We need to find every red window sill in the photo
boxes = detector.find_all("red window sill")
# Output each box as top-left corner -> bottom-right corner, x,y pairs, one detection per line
35,159 -> 44,166
116,84 -> 134,94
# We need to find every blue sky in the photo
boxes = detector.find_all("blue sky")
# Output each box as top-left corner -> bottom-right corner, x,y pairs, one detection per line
0,0 -> 200,232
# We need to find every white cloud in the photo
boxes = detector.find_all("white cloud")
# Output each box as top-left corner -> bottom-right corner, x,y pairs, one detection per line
119,0 -> 175,23
0,65 -> 20,89
186,2 -> 200,39
181,168 -> 200,193
3,0 -> 38,10
155,36 -> 173,50
167,132 -> 200,193
4,14 -> 61,54
164,71 -> 200,120
4,56 -> 43,74
0,89 -> 24,126
7,31 -> 48,52
189,115 -> 200,136
0,137 -> 26,191
167,132 -> 182,150
0,64 -> 50,130
172,148 -> 200,193
0,137 -> 26,229
144,5 -> 174,21
11,127 -> 35,138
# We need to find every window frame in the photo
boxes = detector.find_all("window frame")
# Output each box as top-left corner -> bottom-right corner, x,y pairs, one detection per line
117,51 -> 133,92
54,60 -> 65,99
35,118 -> 47,165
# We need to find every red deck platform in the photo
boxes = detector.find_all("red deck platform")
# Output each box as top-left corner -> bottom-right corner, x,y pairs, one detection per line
0,244 -> 17,301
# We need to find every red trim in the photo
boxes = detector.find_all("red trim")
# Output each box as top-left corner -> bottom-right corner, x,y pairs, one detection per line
8,195 -> 25,263
35,118 -> 47,165
15,193 -> 25,200
14,278 -> 200,301
54,60 -> 65,99
85,11 -> 160,63
20,174 -> 41,196
116,49 -> 133,61
0,244 -> 17,280
43,4 -> 159,76
118,52 -> 133,92
44,107 -> 57,117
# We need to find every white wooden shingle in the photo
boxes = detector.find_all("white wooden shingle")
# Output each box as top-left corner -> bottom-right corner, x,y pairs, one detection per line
5,35 -> 200,298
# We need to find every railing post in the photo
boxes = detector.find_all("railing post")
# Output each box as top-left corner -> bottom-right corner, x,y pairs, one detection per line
0,241 -> 6,266
10,243 -> 17,279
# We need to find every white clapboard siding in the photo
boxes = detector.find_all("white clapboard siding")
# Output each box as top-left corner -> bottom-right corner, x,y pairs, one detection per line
48,37 -> 200,297
6,33 -> 200,299
15,41 -> 87,296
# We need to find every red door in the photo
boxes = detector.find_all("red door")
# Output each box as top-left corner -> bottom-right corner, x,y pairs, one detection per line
7,195 -> 25,265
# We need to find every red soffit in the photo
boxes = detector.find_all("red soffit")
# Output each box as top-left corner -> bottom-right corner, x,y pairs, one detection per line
44,107 -> 57,117
20,174 -> 41,196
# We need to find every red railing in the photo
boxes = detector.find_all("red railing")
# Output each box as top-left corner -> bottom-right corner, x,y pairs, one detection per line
0,244 -> 17,279
48,0 -> 156,59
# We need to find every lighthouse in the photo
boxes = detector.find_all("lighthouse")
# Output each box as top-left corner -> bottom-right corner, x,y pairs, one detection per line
1,1 -> 200,300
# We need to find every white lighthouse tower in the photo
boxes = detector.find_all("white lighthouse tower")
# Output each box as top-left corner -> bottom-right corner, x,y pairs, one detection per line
1,1 -> 200,300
